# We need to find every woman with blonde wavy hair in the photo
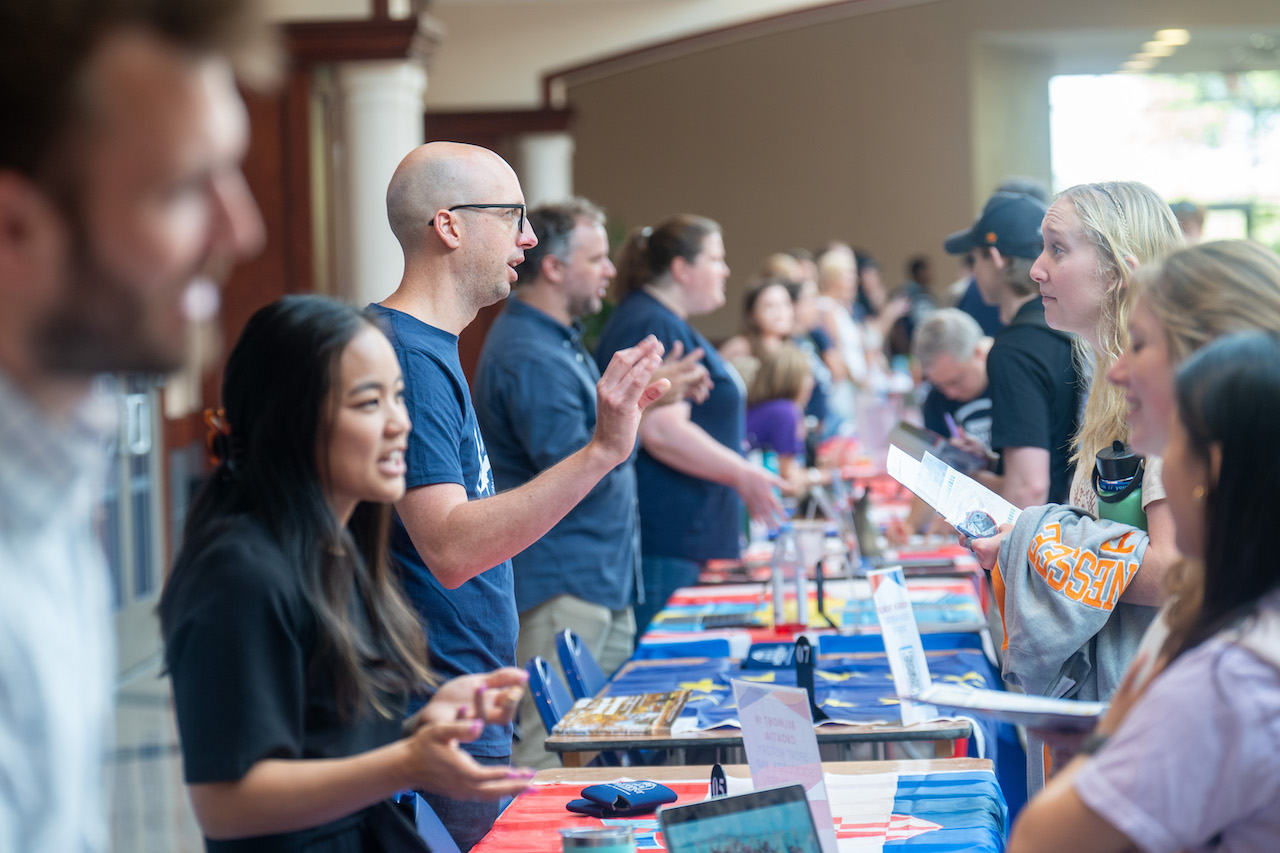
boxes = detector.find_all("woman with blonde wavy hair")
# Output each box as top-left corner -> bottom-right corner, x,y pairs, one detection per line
1111,239 -> 1280,457
969,181 -> 1182,792
1032,181 -> 1184,509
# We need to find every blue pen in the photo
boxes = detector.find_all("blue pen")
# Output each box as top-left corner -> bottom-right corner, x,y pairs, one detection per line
943,412 -> 962,439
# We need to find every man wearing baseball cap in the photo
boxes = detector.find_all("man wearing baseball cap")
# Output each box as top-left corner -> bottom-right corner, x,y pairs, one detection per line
944,192 -> 1083,508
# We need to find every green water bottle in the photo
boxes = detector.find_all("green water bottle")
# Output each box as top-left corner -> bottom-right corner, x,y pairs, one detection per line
1093,440 -> 1147,530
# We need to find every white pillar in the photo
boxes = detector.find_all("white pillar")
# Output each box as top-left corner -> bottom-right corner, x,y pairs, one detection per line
516,131 -> 575,208
336,60 -> 427,306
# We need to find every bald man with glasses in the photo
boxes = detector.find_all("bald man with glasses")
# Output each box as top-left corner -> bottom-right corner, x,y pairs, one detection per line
370,142 -> 668,850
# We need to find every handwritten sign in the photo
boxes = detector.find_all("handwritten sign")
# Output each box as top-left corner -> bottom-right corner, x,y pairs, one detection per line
732,680 -> 839,853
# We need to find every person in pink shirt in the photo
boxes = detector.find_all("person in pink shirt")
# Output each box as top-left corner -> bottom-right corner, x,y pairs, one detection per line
1009,328 -> 1280,853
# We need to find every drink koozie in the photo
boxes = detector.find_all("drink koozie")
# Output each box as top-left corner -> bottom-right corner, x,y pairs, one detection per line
565,781 -> 678,817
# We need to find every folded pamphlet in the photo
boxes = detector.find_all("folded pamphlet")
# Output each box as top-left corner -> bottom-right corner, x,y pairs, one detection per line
552,690 -> 690,736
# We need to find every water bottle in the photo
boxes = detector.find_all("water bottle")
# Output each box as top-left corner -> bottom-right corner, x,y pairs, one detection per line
1093,440 -> 1147,530
770,522 -> 804,629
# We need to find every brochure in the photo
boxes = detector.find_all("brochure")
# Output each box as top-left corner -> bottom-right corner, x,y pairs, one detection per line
913,683 -> 1107,732
552,689 -> 691,736
886,445 -> 1021,531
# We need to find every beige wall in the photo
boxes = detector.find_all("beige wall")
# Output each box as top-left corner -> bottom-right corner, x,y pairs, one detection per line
570,1 -> 975,341
567,0 -> 1280,341
424,0 -> 885,108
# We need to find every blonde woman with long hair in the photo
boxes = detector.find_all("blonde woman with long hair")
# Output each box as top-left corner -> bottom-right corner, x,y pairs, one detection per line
1035,182 -> 1183,511
969,181 -> 1181,791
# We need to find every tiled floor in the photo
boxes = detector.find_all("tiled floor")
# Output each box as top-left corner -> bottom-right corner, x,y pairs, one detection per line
110,657 -> 203,851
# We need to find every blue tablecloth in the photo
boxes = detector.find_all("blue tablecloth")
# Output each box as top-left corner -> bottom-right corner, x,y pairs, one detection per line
609,651 -> 993,739
609,648 -> 1027,818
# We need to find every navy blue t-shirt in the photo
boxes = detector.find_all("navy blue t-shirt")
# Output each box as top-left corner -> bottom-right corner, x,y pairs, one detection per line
956,277 -> 1004,337
473,298 -> 640,614
594,290 -> 746,562
366,304 -> 517,757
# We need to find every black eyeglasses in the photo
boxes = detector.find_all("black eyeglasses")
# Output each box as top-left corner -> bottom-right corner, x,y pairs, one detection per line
431,203 -> 527,233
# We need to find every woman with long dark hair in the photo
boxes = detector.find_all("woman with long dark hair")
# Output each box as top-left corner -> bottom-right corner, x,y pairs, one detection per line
1009,331 -> 1280,852
160,295 -> 531,851
718,277 -> 796,365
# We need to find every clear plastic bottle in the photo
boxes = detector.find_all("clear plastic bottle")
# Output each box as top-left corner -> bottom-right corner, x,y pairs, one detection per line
770,522 -> 805,628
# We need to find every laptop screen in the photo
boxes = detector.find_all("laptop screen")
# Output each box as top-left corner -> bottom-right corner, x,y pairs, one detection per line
658,784 -> 822,853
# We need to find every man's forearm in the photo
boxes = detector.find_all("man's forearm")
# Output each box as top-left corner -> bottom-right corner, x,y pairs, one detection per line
399,441 -> 619,589
640,409 -> 749,487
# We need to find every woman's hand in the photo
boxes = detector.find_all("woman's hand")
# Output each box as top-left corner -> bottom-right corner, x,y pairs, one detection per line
400,668 -> 535,801
402,718 -> 535,801
649,340 -> 713,407
964,524 -> 1012,571
189,670 -> 533,841
733,462 -> 789,524
407,668 -> 527,735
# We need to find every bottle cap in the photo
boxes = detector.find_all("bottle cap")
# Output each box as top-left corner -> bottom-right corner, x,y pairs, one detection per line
1095,439 -> 1141,481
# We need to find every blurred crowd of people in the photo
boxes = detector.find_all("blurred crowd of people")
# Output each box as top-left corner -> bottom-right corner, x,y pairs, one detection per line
2,1 -> 1279,852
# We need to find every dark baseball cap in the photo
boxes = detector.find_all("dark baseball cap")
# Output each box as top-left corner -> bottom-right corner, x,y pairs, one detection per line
943,191 -> 1047,260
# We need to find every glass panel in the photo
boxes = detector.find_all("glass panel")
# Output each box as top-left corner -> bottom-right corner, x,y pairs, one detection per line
130,457 -> 153,600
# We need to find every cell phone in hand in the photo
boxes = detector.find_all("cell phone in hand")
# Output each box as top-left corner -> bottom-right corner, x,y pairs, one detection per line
955,510 -> 999,543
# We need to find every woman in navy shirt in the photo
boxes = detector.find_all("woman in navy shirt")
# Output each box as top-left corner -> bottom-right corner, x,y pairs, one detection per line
595,215 -> 785,632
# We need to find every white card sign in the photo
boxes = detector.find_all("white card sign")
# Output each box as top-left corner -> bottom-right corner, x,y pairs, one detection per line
732,680 -> 839,853
867,566 -> 939,725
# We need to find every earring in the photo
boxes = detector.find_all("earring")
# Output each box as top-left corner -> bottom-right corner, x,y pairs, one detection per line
1193,485 -> 1207,502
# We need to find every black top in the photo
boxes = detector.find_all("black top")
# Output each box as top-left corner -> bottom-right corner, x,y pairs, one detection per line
986,299 -> 1082,504
164,515 -> 406,852
921,386 -> 993,451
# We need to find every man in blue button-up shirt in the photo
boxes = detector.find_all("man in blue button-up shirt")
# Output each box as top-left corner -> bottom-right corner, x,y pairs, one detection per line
475,199 -> 704,770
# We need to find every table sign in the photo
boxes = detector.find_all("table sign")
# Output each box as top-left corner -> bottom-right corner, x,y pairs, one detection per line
731,680 -> 839,853
792,636 -> 829,722
709,764 -> 727,799
867,566 -> 939,725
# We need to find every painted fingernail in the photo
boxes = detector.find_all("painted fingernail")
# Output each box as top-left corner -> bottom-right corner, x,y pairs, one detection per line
470,719 -> 483,735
